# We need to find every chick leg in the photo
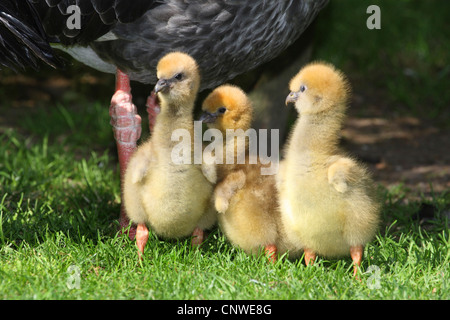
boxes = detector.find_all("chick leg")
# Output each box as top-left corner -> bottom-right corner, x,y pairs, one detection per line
191,227 -> 205,247
136,223 -> 149,260
110,69 -> 142,240
350,245 -> 363,278
304,248 -> 316,266
264,244 -> 277,264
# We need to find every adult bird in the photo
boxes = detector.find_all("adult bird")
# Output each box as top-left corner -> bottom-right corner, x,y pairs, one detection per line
0,0 -> 328,238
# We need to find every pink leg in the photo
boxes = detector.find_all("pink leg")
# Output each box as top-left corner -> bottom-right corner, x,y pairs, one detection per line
264,244 -> 278,264
110,69 -> 142,240
136,223 -> 149,260
146,91 -> 160,132
191,227 -> 205,247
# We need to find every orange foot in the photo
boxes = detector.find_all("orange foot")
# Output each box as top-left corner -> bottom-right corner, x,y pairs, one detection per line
304,248 -> 316,266
264,244 -> 278,264
136,223 -> 149,261
350,245 -> 363,279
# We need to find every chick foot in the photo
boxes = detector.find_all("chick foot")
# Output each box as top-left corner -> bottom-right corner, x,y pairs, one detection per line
136,223 -> 149,260
304,248 -> 316,266
191,227 -> 205,247
110,69 -> 142,240
350,245 -> 363,279
264,244 -> 278,264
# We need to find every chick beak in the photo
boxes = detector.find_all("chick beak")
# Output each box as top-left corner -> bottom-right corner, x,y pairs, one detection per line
154,79 -> 170,94
285,91 -> 299,106
198,111 -> 217,124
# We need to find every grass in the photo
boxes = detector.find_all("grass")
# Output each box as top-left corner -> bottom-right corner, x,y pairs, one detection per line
0,0 -> 449,300
0,102 -> 448,300
313,0 -> 450,122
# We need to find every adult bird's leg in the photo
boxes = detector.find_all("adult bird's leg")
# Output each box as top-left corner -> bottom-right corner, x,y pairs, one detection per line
110,69 -> 142,240
350,245 -> 364,279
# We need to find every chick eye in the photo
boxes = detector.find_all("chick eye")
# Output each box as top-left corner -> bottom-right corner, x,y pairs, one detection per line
174,73 -> 183,81
300,85 -> 307,93
218,107 -> 227,114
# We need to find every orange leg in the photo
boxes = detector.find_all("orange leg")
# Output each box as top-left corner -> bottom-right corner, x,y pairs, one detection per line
350,245 -> 363,278
264,244 -> 278,264
136,223 -> 149,260
304,248 -> 316,266
191,227 -> 205,247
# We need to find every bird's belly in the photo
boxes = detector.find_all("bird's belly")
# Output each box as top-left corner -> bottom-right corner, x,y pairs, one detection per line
218,188 -> 278,254
141,165 -> 213,238
281,178 -> 350,257
289,209 -> 349,257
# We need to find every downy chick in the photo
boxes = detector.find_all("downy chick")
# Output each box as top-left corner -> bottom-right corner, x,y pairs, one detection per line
278,62 -> 381,276
123,52 -> 216,259
200,84 -> 299,262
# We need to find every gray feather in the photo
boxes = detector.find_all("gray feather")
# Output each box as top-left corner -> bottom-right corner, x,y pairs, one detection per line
79,0 -> 329,89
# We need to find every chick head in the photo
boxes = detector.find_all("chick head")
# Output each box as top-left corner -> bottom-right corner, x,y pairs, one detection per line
155,52 -> 200,106
286,62 -> 350,115
200,85 -> 253,133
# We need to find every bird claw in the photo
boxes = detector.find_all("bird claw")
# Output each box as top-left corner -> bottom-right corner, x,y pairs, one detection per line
110,90 -> 142,145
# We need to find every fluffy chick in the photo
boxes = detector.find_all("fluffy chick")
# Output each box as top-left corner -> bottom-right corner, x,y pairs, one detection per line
123,52 -> 216,259
200,84 -> 299,262
278,62 -> 381,276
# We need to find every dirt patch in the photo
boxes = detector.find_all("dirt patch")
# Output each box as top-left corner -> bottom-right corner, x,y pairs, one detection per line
342,87 -> 449,199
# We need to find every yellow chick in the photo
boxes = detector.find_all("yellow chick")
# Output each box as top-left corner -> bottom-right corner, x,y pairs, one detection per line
278,62 -> 381,276
123,52 -> 216,259
200,84 -> 300,262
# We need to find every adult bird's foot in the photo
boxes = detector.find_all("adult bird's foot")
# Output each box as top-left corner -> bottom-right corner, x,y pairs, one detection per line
118,207 -> 137,240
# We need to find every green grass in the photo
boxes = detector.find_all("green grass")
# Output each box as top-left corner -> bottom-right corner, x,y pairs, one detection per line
313,0 -> 450,121
0,103 -> 448,300
0,0 -> 449,300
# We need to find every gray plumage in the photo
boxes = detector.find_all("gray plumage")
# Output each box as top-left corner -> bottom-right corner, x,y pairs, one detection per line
87,0 -> 328,89
1,0 -> 328,89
